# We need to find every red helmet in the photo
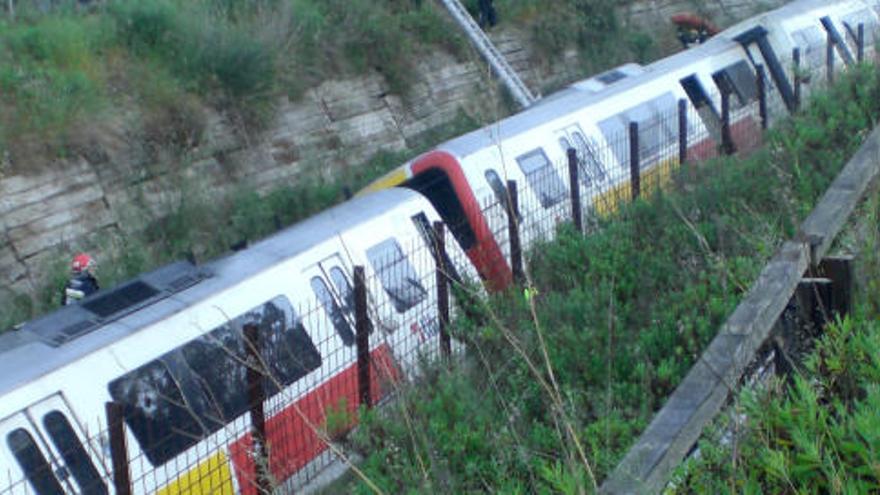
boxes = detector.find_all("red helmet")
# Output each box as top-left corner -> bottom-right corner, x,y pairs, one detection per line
71,253 -> 95,273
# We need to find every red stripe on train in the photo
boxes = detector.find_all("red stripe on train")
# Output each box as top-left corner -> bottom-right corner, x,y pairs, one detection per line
229,344 -> 400,495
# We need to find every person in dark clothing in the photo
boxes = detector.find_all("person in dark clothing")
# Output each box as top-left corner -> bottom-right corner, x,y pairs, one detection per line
478,0 -> 497,28
62,253 -> 100,305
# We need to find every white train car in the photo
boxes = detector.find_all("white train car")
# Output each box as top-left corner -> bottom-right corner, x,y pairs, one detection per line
0,189 -> 476,495
724,0 -> 880,112
362,28 -> 767,288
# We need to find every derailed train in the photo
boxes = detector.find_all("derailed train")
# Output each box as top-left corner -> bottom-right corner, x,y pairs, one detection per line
1,1 -> 877,493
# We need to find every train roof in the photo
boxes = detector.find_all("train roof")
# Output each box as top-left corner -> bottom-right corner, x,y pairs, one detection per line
0,188 -> 428,399
437,34 -> 742,159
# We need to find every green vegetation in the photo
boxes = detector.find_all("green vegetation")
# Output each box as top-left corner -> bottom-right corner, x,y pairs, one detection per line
672,193 -> 880,493
0,0 -> 466,166
338,66 -> 880,492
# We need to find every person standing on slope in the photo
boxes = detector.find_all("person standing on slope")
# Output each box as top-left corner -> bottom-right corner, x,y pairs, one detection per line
62,253 -> 100,305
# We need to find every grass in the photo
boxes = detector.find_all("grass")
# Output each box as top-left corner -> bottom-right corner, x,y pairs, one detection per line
0,0 -> 468,168
337,65 -> 880,493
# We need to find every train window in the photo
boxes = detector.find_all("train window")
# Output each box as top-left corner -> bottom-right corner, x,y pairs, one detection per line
485,169 -> 510,208
42,412 -> 107,495
312,277 -> 356,346
572,131 -> 606,182
181,298 -> 320,425
792,26 -> 826,68
108,359 -> 204,465
7,429 -> 64,495
329,267 -> 355,315
515,148 -> 567,208
843,10 -> 879,44
713,61 -> 757,107
111,296 -> 321,466
181,323 -> 250,422
558,136 -> 572,153
367,238 -> 428,313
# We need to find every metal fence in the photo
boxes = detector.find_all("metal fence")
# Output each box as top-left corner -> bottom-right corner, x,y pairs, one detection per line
1,23 -> 876,495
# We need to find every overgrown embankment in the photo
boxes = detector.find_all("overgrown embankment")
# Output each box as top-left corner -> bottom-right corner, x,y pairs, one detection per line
673,191 -> 880,493
338,66 -> 880,493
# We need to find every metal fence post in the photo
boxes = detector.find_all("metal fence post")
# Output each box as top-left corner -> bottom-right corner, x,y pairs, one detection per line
567,148 -> 583,233
858,23 -> 865,63
105,402 -> 132,495
433,222 -> 452,360
827,31 -> 835,84
756,64 -> 768,130
678,99 -> 688,166
721,89 -> 735,155
629,122 -> 640,201
793,47 -> 802,112
506,180 -> 524,285
244,324 -> 271,495
354,266 -> 372,409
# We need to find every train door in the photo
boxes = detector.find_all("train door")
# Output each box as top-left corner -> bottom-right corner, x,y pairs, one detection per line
555,124 -> 608,215
481,167 -> 514,268
364,234 -> 433,374
304,254 -> 358,349
0,395 -> 108,495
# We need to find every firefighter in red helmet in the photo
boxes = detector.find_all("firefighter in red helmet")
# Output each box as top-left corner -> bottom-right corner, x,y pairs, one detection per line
62,253 -> 100,305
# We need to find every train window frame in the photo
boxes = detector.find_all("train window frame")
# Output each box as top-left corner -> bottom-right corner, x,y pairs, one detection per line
713,61 -> 757,108
792,26 -> 826,68
842,10 -> 879,45
573,131 -> 607,183
366,238 -> 428,314
312,276 -> 356,346
514,148 -> 567,208
42,411 -> 107,495
7,428 -> 64,495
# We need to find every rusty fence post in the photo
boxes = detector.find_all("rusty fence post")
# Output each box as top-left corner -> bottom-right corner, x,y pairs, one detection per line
567,148 -> 583,233
858,23 -> 865,64
629,122 -> 640,201
827,31 -> 835,85
506,180 -> 524,285
793,47 -> 802,112
354,266 -> 372,409
244,324 -> 271,495
105,402 -> 132,495
678,99 -> 688,166
433,221 -> 452,360
756,64 -> 768,130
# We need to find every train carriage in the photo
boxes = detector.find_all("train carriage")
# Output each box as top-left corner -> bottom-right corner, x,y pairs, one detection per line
362,33 -> 769,290
0,189 -> 477,495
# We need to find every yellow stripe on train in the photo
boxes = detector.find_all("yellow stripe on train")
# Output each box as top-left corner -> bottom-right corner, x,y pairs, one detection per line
592,158 -> 678,215
358,168 -> 409,196
157,451 -> 234,495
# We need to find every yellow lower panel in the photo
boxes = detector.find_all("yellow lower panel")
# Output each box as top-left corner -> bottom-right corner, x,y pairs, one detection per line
592,159 -> 677,216
157,451 -> 234,495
